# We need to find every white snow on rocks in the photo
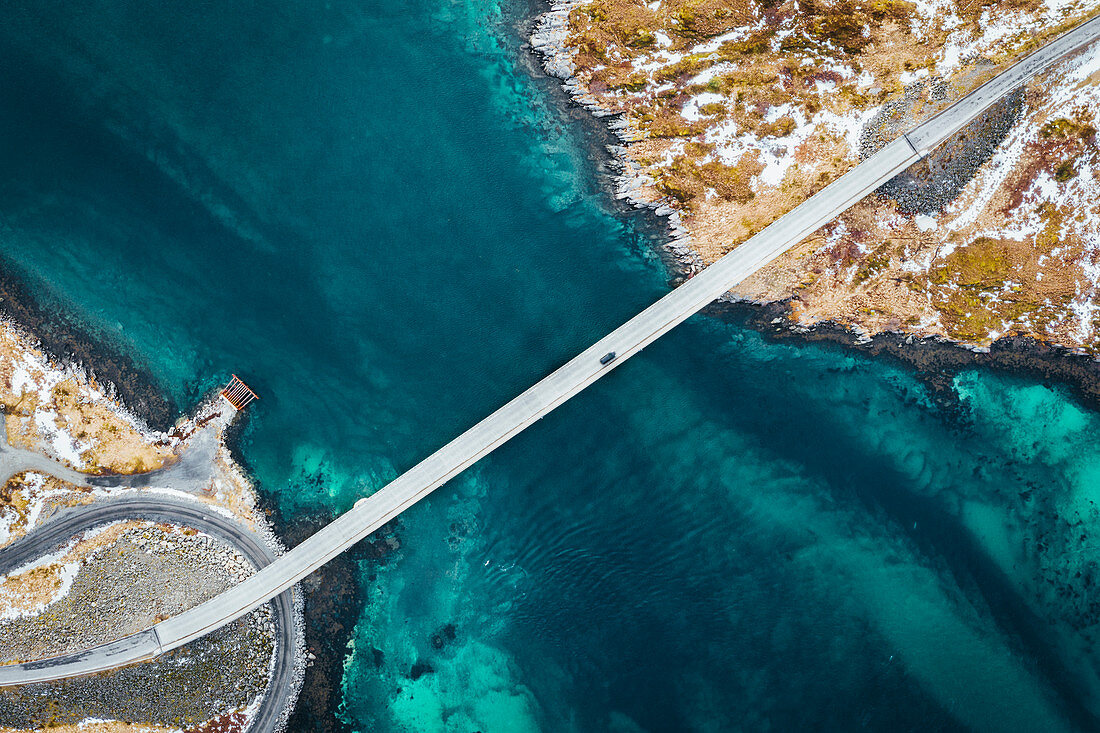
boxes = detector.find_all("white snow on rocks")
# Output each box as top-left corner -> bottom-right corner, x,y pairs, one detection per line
34,409 -> 92,466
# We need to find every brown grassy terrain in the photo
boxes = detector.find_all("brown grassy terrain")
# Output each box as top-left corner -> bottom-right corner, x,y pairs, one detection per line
0,325 -> 175,474
757,72 -> 1100,348
558,0 -> 1100,349
0,718 -> 251,733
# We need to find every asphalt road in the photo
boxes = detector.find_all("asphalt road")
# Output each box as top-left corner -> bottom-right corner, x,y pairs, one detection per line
0,496 -> 297,733
4,8 -> 1100,690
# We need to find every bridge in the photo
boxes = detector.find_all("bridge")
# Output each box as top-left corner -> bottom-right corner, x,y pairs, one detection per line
4,13 -> 1100,686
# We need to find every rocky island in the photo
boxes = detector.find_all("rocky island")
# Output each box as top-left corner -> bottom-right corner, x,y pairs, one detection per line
534,0 -> 1100,352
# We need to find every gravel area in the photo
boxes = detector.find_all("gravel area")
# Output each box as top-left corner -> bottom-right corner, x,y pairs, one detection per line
0,522 -> 275,728
0,619 -> 269,729
0,523 -> 262,660
860,76 -> 1026,214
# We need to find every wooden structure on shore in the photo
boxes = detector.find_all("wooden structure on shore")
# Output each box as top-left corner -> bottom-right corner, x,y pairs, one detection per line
220,374 -> 259,410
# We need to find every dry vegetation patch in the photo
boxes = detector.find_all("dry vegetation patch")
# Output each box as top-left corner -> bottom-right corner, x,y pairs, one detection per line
554,0 -> 1100,349
0,327 -> 175,474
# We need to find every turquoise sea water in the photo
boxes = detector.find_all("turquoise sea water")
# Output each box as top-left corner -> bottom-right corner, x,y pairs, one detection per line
3,1 -> 1100,730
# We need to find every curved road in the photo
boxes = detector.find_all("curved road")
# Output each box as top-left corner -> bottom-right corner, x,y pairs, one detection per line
0,496 -> 297,733
3,10 -> 1100,687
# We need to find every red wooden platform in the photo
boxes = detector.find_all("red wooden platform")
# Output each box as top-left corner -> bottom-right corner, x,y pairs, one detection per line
220,374 -> 259,410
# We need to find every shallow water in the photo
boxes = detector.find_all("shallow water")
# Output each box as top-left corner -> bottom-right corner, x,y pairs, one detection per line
2,0 -> 1100,730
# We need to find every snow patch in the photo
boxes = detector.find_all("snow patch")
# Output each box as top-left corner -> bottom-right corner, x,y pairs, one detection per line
34,409 -> 91,466
900,68 -> 930,85
915,214 -> 938,232
681,91 -> 725,121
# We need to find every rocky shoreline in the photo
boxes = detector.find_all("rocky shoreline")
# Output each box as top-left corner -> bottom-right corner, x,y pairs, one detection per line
0,257 -> 177,430
271,508 -> 363,733
530,0 -> 707,276
711,297 -> 1100,414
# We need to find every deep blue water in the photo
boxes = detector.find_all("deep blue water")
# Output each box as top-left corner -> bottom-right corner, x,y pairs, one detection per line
3,1 -> 1100,731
